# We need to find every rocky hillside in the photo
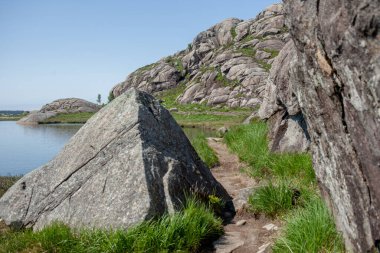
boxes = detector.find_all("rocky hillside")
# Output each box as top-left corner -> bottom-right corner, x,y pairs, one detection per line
110,1 -> 380,252
284,1 -> 379,251
18,98 -> 100,124
111,4 -> 289,108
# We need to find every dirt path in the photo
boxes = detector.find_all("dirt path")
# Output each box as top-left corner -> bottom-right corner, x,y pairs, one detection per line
207,138 -> 280,253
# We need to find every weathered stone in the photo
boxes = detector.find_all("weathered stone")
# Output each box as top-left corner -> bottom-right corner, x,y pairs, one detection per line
284,0 -> 380,251
0,89 -> 233,230
40,98 -> 100,114
111,4 -> 289,108
18,98 -> 100,125
259,40 -> 310,152
17,111 -> 57,125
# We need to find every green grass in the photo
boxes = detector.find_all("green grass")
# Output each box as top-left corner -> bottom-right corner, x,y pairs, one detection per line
173,113 -> 248,129
236,47 -> 256,58
39,112 -> 95,124
224,122 -> 314,182
230,27 -> 237,39
215,69 -> 239,87
248,181 -> 314,218
191,133 -> 219,168
165,56 -> 185,74
240,34 -> 254,43
156,85 -> 251,128
0,198 -> 223,253
224,121 -> 344,251
273,198 -> 344,253
0,176 -> 21,198
135,63 -> 157,73
263,48 -> 279,58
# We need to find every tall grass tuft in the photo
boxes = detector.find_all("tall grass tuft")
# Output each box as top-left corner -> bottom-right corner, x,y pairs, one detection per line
224,122 -> 315,183
249,181 -> 315,217
191,133 -> 219,168
0,198 -> 223,253
273,197 -> 344,253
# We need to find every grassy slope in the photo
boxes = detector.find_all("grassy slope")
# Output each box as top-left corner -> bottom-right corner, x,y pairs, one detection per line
157,85 -> 252,129
224,122 -> 344,252
39,112 -> 95,124
190,133 -> 219,168
0,198 -> 223,253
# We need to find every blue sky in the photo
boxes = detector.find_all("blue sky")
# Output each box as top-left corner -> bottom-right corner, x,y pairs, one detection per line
0,0 -> 279,110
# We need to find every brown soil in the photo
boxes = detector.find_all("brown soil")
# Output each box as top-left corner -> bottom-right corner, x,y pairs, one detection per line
207,138 -> 280,253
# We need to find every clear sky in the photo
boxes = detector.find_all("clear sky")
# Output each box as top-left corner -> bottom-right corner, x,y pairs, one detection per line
0,0 -> 279,110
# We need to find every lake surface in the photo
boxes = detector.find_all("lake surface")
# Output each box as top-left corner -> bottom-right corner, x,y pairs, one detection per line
0,121 -> 216,176
0,121 -> 83,176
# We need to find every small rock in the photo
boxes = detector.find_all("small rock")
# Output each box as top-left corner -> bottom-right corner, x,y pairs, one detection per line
213,232 -> 244,253
235,220 -> 247,226
217,126 -> 229,137
257,242 -> 271,253
263,223 -> 278,231
169,107 -> 178,112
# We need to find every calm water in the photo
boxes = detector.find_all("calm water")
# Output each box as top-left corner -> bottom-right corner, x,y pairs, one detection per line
0,121 -> 216,176
0,121 -> 82,176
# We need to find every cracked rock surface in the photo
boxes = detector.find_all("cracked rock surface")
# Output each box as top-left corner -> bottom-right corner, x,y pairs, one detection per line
284,0 -> 380,251
0,89 -> 232,230
18,98 -> 100,124
111,4 -> 289,108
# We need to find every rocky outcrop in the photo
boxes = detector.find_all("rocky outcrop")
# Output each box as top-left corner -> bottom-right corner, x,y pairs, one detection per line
18,98 -> 100,124
0,89 -> 233,230
259,40 -> 310,152
111,4 -> 289,108
284,0 -> 380,251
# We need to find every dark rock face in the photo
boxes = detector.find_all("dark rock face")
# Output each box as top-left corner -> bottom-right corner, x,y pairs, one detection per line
18,98 -> 100,124
0,89 -> 232,230
284,0 -> 380,251
259,40 -> 310,152
111,4 -> 289,108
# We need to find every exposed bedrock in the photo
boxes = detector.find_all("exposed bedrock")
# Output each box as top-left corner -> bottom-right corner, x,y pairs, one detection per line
284,0 -> 380,251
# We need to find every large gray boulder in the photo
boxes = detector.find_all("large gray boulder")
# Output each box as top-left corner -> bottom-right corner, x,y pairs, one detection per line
0,89 -> 232,230
258,40 -> 310,152
284,0 -> 380,251
18,98 -> 100,125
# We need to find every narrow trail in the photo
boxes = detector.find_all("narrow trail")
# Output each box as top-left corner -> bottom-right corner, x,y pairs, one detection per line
207,138 -> 280,253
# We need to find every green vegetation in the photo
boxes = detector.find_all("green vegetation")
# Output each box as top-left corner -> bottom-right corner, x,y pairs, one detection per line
237,47 -> 256,58
230,27 -> 237,39
0,176 -> 21,198
240,34 -> 254,43
263,48 -> 279,58
216,69 -> 239,87
135,63 -> 157,73
0,111 -> 28,121
0,198 -> 223,253
257,59 -> 272,72
39,112 -> 95,124
191,133 -> 219,168
0,115 -> 24,121
156,85 -> 251,128
224,122 -> 344,252
273,198 -> 344,253
173,113 -> 248,129
166,56 -> 185,74
248,181 -> 313,218
108,91 -> 115,103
